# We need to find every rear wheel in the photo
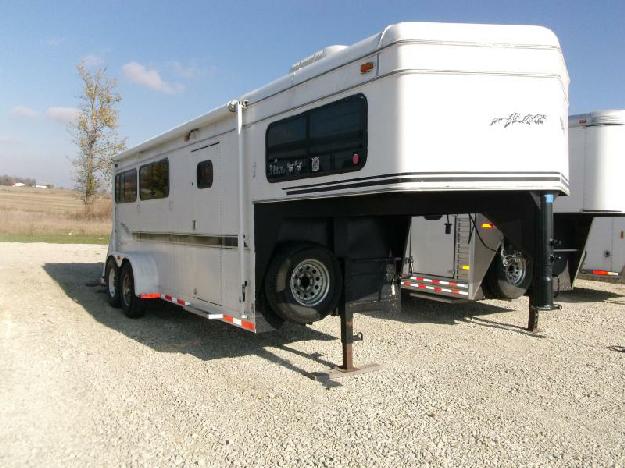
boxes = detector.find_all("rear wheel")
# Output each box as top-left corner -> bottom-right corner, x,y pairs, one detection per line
119,262 -> 145,319
265,244 -> 342,324
104,258 -> 121,308
485,246 -> 533,299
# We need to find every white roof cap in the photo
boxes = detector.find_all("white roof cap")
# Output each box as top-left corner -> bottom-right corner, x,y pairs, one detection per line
117,22 -> 563,162
569,110 -> 625,127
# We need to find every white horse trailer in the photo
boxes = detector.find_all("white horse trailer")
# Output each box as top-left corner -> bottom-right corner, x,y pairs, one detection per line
104,22 -> 569,368
581,217 -> 625,280
403,110 -> 625,301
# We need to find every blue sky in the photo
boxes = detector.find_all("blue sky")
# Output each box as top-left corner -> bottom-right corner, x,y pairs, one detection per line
1,0 -> 624,187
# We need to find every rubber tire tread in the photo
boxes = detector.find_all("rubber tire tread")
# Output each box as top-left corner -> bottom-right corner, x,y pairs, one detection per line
264,244 -> 342,324
120,262 -> 146,319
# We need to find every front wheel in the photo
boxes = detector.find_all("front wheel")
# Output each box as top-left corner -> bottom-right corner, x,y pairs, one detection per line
264,244 -> 342,324
485,246 -> 533,300
119,262 -> 145,319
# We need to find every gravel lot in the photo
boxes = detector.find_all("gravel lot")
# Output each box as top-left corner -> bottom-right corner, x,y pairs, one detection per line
1,242 -> 625,467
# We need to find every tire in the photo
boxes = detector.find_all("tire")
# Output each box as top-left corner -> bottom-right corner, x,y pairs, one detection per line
119,262 -> 145,319
264,244 -> 342,324
104,258 -> 121,308
485,247 -> 533,300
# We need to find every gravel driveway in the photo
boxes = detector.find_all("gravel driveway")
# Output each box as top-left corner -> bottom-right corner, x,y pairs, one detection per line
1,242 -> 625,466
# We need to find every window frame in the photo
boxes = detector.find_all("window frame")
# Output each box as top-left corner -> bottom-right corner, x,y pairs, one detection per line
139,158 -> 169,201
114,168 -> 137,204
265,93 -> 368,183
196,160 -> 214,189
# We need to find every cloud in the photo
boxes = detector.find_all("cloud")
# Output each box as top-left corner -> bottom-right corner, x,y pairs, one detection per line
122,61 -> 183,94
46,107 -> 80,124
10,106 -> 39,118
0,136 -> 19,144
45,37 -> 65,47
82,54 -> 104,68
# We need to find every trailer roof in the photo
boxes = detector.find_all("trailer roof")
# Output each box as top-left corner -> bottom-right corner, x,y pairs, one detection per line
116,22 -> 561,162
569,110 -> 625,127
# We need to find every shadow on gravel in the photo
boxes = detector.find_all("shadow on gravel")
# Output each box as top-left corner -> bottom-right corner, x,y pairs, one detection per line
44,262 -> 342,388
395,294 -> 544,337
556,287 -> 625,304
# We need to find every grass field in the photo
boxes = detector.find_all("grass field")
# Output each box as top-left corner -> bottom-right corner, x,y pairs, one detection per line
0,186 -> 111,244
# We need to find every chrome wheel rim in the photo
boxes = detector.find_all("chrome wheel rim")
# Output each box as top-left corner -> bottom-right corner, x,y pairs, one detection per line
502,251 -> 527,286
107,266 -> 117,297
122,272 -> 132,305
289,259 -> 330,306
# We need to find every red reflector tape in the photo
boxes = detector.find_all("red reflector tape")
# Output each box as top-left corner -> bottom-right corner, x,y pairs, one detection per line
591,270 -> 618,276
241,320 -> 256,331
139,292 -> 161,299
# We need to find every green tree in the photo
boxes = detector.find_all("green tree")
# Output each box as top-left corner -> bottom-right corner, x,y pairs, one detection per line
72,61 -> 125,208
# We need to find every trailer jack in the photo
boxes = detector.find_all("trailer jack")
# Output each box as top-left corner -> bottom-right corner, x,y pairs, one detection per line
528,192 -> 562,332
328,259 -> 380,378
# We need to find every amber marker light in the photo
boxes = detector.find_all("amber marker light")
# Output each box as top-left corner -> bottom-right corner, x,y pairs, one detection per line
360,62 -> 374,74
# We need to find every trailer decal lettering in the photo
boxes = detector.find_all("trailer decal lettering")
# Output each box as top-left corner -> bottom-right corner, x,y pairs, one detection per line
490,113 -> 547,128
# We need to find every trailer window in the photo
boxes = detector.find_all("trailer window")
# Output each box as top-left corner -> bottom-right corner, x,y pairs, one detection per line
139,159 -> 169,200
266,94 -> 367,182
197,160 -> 214,189
114,169 -> 137,203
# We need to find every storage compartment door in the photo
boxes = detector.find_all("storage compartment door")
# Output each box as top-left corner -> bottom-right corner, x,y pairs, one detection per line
583,217 -> 613,271
407,216 -> 456,278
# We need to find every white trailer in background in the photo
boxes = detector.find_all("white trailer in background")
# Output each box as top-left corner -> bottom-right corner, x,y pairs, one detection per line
104,22 -> 569,370
581,214 -> 625,281
403,110 -> 625,301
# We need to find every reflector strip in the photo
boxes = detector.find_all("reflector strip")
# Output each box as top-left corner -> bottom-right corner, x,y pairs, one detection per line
136,293 -> 255,331
161,294 -> 190,306
222,314 -> 256,332
591,270 -> 618,276
402,277 -> 469,296
139,292 -> 161,299
408,276 -> 468,288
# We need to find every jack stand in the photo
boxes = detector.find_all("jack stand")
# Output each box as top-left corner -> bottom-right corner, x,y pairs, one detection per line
528,192 -> 561,332
327,258 -> 380,378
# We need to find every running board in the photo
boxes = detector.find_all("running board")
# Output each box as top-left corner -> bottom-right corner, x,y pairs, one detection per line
403,290 -> 468,303
401,274 -> 470,299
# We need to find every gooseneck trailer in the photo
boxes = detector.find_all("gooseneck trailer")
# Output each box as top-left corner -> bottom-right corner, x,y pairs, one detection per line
403,110 -> 625,302
104,22 -> 569,370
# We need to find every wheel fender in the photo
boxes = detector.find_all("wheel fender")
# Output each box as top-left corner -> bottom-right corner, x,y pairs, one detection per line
107,251 -> 159,296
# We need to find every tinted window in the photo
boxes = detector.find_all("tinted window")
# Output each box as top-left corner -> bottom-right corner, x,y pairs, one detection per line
266,94 -> 367,182
114,169 -> 137,203
139,159 -> 169,200
197,160 -> 213,189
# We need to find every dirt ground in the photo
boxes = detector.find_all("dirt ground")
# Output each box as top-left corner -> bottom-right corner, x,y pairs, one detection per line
1,242 -> 625,467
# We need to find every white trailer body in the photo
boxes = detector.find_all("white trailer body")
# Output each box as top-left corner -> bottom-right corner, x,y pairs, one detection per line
403,110 -> 625,300
104,22 -> 568,336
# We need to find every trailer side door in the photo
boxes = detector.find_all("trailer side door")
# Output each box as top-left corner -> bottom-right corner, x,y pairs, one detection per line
191,144 -> 223,306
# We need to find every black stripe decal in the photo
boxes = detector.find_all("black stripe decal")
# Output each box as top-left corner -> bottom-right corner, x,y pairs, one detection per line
285,176 -> 565,196
282,171 -> 568,191
133,232 -> 239,247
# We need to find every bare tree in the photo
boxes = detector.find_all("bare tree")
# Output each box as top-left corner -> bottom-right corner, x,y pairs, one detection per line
72,61 -> 125,208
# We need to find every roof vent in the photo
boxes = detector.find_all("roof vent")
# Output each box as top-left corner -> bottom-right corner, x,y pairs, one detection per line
289,45 -> 347,73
